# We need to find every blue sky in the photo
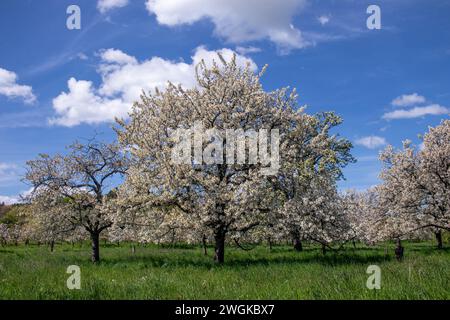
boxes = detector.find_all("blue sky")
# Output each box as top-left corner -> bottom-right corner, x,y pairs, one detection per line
1,0 -> 449,203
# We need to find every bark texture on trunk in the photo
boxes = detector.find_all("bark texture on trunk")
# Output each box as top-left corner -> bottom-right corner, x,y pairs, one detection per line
91,232 -> 100,263
214,230 -> 225,264
435,231 -> 443,249
202,234 -> 208,256
293,236 -> 303,252
395,238 -> 404,261
214,203 -> 226,264
50,240 -> 55,252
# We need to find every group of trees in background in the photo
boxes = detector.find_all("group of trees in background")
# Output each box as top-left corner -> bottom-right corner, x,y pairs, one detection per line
1,56 -> 448,263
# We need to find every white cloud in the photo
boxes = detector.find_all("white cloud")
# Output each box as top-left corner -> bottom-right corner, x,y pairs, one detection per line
382,104 -> 449,120
391,93 -> 426,107
235,46 -> 262,55
0,163 -> 19,184
191,46 -> 257,71
50,47 -> 257,126
0,67 -> 36,104
0,188 -> 33,205
50,78 -> 129,127
418,142 -> 425,151
0,163 -> 15,171
355,136 -> 387,149
317,15 -> 330,26
97,0 -> 129,13
77,53 -> 89,60
145,0 -> 308,52
99,48 -> 137,65
0,163 -> 25,203
0,195 -> 18,205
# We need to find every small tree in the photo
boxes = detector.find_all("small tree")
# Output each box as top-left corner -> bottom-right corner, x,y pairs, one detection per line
25,139 -> 127,262
271,112 -> 354,252
27,191 -> 78,251
378,120 -> 450,249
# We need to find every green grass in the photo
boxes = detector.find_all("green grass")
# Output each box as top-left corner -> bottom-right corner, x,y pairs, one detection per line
0,242 -> 449,299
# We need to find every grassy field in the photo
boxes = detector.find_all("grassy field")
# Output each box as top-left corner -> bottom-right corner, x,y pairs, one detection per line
0,242 -> 449,299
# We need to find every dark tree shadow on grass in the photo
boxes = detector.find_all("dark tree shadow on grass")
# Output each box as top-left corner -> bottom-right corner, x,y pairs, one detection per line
98,248 -> 392,269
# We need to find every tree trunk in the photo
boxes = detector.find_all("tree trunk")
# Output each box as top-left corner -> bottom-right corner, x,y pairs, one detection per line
214,230 -> 225,264
435,230 -> 443,249
321,243 -> 327,255
91,232 -> 100,263
50,240 -> 55,252
395,238 -> 404,261
293,235 -> 303,252
268,237 -> 273,251
202,234 -> 208,256
131,244 -> 136,254
171,229 -> 176,247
